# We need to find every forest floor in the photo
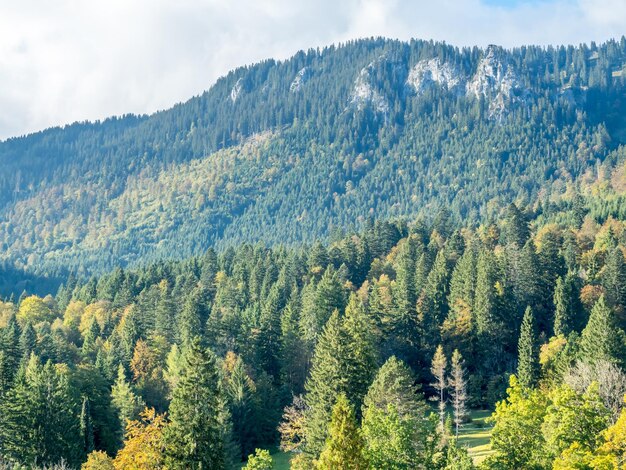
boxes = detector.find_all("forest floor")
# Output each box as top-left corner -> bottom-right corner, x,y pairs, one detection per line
457,409 -> 495,464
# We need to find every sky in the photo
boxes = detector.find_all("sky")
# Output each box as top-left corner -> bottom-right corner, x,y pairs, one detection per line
0,0 -> 625,140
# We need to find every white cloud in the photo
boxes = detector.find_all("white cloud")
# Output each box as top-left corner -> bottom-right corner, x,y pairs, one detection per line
0,0 -> 623,140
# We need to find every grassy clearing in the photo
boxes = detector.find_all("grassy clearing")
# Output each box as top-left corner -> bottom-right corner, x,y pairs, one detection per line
242,410 -> 493,469
239,449 -> 291,469
457,409 -> 494,464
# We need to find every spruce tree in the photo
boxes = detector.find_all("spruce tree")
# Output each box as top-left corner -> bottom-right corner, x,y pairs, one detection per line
19,322 -> 36,363
342,294 -> 378,415
504,203 -> 530,248
317,394 -> 368,470
553,274 -> 580,336
362,357 -> 435,467
178,288 -> 206,347
111,364 -> 145,444
418,250 -> 450,357
81,396 -> 95,455
602,247 -> 626,313
580,295 -> 625,365
303,310 -> 350,458
517,307 -> 539,389
164,338 -> 228,469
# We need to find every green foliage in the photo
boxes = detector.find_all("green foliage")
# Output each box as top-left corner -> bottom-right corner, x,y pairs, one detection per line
164,338 -> 228,469
487,375 -> 549,469
317,394 -> 368,470
361,356 -> 436,468
517,307 -> 539,389
580,295 -> 626,365
243,449 -> 273,470
0,355 -> 82,466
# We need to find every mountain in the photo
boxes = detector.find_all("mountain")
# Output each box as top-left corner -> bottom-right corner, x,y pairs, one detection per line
2,37 -> 626,278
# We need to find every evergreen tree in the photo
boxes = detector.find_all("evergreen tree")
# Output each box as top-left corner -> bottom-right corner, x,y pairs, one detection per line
111,364 -> 145,445
553,274 -> 580,336
317,394 -> 368,470
417,250 -> 450,357
178,288 -> 206,347
164,338 -> 228,469
342,294 -> 378,415
580,296 -> 625,365
0,355 -> 81,466
362,356 -> 435,468
517,307 -> 539,389
504,203 -> 530,248
19,322 -> 36,363
155,281 -> 176,344
602,246 -> 626,313
81,396 -> 95,455
303,310 -> 350,458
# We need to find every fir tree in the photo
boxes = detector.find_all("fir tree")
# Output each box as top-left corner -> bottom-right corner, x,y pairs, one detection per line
580,295 -> 625,365
81,396 -> 95,455
303,310 -> 350,458
317,394 -> 368,470
504,203 -> 530,248
164,338 -> 229,469
517,307 -> 539,389
362,356 -> 435,467
553,274 -> 580,336
111,364 -> 145,444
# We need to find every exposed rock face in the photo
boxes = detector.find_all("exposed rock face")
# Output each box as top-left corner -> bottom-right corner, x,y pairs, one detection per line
349,58 -> 390,115
406,58 -> 465,95
290,67 -> 310,93
466,45 -> 524,118
230,78 -> 243,103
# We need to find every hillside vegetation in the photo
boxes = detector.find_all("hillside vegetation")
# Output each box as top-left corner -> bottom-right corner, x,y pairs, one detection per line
1,38 -> 626,276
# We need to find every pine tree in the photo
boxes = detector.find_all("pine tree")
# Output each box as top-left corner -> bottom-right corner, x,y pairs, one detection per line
299,266 -> 345,343
317,394 -> 368,470
431,345 -> 447,432
449,349 -> 468,438
580,295 -> 625,365
473,250 -> 500,338
517,307 -> 539,389
164,338 -> 229,469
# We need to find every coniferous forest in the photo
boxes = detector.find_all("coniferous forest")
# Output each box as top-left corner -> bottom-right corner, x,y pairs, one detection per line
3,37 -> 626,468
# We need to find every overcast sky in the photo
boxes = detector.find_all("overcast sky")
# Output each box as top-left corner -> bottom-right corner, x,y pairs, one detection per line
0,0 -> 624,140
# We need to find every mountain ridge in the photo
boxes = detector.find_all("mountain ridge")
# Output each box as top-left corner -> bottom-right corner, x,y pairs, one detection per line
1,36 -> 626,277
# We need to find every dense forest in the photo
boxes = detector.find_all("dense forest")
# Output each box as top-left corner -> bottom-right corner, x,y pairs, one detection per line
4,36 -> 626,469
3,195 -> 626,468
1,37 -> 626,277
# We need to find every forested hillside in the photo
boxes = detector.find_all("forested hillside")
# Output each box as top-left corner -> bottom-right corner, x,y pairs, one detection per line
2,37 -> 626,277
3,199 -> 626,467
